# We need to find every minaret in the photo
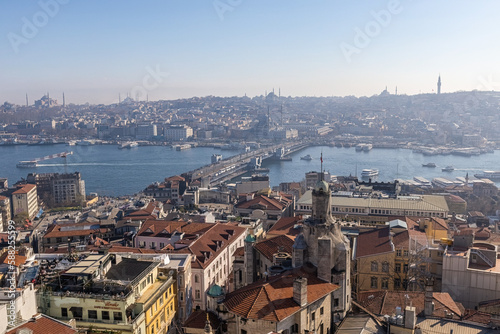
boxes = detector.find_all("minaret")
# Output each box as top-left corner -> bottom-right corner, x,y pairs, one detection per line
280,104 -> 283,127
25,93 -> 28,107
119,93 -> 121,104
437,75 -> 441,94
63,92 -> 65,107
395,86 -> 398,95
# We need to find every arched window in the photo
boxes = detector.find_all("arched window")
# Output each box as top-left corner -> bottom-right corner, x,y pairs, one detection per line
371,261 -> 378,272
382,261 -> 389,273
370,277 -> 378,289
194,275 -> 199,283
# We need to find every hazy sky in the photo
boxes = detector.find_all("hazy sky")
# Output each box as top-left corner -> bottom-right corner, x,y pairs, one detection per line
2,0 -> 500,105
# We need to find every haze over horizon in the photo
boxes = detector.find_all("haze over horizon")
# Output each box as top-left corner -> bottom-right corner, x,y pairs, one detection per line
2,0 -> 500,105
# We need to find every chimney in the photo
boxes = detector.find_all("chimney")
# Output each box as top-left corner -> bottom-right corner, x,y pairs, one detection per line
404,306 -> 417,329
424,283 -> 434,316
293,277 -> 308,307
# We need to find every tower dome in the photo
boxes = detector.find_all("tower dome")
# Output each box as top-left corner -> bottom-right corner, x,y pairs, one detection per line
315,180 -> 329,193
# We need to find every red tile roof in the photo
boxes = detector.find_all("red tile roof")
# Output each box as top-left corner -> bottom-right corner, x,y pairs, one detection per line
165,175 -> 185,182
235,194 -> 288,211
356,228 -> 393,258
357,290 -> 463,318
137,219 -> 211,238
125,202 -> 160,218
12,184 -> 36,194
6,313 -> 77,334
268,216 -> 303,236
183,310 -> 221,330
224,264 -> 339,322
171,223 -> 246,269
0,251 -> 27,267
462,310 -> 493,325
43,224 -> 102,239
234,246 -> 245,257
254,235 -> 295,261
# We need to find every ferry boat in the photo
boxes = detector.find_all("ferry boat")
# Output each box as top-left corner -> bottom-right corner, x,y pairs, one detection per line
16,161 -> 37,168
441,166 -> 454,172
413,176 -> 432,187
474,171 -> 500,181
422,163 -> 436,168
119,141 -> 139,149
300,154 -> 313,161
432,177 -> 455,188
175,144 -> 191,151
361,169 -> 379,177
363,144 -> 373,152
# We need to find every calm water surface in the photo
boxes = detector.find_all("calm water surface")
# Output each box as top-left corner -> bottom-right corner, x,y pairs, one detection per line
1,144 -> 499,196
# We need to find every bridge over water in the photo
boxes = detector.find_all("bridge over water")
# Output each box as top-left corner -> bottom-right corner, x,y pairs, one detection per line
186,141 -> 310,185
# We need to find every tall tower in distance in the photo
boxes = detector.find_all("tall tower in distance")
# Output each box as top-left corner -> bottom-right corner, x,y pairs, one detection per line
437,75 -> 441,94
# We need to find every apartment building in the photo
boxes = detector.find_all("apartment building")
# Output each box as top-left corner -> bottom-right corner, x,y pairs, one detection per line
164,125 -> 193,141
37,253 -> 177,334
11,184 -> 38,220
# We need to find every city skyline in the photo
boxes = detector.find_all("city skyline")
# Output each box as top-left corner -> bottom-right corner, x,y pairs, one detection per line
2,1 -> 500,105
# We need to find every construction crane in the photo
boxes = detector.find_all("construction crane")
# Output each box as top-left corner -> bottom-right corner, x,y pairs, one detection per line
16,151 -> 73,168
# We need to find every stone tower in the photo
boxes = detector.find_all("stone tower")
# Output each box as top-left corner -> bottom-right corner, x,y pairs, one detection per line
293,180 -> 352,320
244,234 -> 256,285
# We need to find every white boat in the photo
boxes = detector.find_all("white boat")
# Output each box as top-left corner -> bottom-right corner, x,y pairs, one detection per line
474,171 -> 500,181
300,154 -> 313,161
422,163 -> 436,168
363,144 -> 373,152
175,144 -> 191,151
413,176 -> 432,187
442,166 -> 454,172
119,141 -> 139,149
16,161 -> 37,168
361,169 -> 379,177
355,144 -> 364,151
